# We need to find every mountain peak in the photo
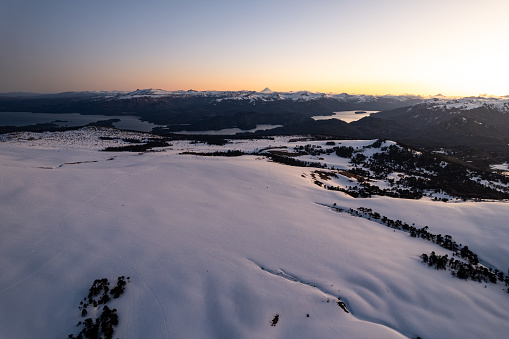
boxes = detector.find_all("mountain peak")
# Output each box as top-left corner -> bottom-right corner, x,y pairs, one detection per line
259,87 -> 273,93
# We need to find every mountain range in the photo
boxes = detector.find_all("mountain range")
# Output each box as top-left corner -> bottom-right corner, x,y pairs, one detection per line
1,89 -> 508,165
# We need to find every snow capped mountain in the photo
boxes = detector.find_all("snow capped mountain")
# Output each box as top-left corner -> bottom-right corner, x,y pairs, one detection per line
212,90 -> 423,104
366,95 -> 509,160
114,88 -> 176,99
424,96 -> 509,113
3,90 -> 508,111
101,88 -> 424,104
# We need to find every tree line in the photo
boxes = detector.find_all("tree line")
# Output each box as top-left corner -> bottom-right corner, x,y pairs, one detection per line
325,204 -> 509,293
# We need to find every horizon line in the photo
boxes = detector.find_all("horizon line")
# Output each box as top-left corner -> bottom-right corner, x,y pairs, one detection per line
2,88 -> 508,99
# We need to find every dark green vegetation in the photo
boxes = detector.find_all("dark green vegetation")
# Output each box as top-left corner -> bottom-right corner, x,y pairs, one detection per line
371,103 -> 509,158
265,153 -> 326,169
267,104 -> 509,164
2,92 -> 508,165
96,134 -> 509,200
168,138 -> 509,201
326,204 -> 509,294
180,150 -> 247,157
101,139 -> 170,152
421,251 -> 509,288
338,142 -> 509,200
270,314 -> 279,327
283,140 -> 509,200
0,119 -> 120,134
69,276 -> 129,339
0,92 -> 418,127
0,123 -> 81,134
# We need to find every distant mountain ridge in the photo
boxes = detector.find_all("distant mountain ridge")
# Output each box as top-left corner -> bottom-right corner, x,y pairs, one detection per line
0,88 -> 425,127
1,89 -> 508,163
0,88 -> 424,102
370,96 -> 509,146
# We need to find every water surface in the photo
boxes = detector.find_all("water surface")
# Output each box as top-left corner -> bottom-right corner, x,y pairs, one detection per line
0,112 -> 161,132
312,110 -> 379,123
173,124 -> 282,135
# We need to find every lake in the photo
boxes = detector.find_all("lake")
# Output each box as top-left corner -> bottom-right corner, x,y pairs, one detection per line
0,112 -> 162,132
0,110 -> 375,134
0,112 -> 282,134
312,110 -> 379,123
172,124 -> 282,135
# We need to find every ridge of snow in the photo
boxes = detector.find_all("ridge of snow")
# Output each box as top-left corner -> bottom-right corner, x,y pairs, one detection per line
423,96 -> 509,112
92,88 -> 428,103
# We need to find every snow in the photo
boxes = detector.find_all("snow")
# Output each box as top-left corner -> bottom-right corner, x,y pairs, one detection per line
491,163 -> 509,171
1,128 -> 509,338
425,96 -> 509,112
19,89 -> 509,110
491,163 -> 509,176
100,88 -> 425,104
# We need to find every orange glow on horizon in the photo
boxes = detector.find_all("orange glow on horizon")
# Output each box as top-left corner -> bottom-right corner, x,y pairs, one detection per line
2,1 -> 508,98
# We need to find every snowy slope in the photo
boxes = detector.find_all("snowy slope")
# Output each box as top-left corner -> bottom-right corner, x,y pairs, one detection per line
1,129 -> 508,339
424,96 -> 509,112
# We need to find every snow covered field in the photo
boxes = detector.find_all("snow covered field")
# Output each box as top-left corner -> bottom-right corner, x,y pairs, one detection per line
1,128 -> 508,338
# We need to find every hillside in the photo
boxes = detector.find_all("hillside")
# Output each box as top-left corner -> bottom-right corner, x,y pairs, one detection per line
1,128 -> 509,338
367,96 -> 509,158
263,96 -> 509,166
2,90 -> 508,166
0,89 -> 422,128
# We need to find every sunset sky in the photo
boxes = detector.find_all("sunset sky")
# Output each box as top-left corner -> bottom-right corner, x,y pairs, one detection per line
1,0 -> 508,96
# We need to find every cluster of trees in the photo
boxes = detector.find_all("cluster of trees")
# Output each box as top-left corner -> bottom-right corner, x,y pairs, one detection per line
83,278 -> 110,310
323,182 -> 424,199
350,142 -> 509,200
422,251 -> 509,287
265,153 -> 326,168
348,207 -> 478,261
334,146 -> 355,158
102,139 -> 170,152
110,276 -> 128,299
169,137 -> 508,201
311,169 -> 423,199
180,150 -> 247,157
292,143 -> 337,157
69,306 -> 118,339
293,144 -> 354,158
270,314 -> 279,327
302,139 -> 509,200
327,204 -> 509,290
69,276 -> 130,339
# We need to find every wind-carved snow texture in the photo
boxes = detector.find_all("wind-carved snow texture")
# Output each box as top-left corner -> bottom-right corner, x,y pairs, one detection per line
247,258 -> 412,338
318,203 -> 509,289
247,258 -> 350,313
1,127 -> 509,339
